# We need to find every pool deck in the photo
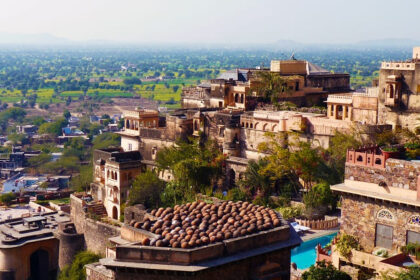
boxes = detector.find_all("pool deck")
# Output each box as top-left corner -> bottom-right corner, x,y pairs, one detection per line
299,226 -> 340,242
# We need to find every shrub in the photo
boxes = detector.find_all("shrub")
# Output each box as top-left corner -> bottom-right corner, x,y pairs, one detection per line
0,193 -> 16,206
226,187 -> 248,202
58,251 -> 100,280
335,233 -> 360,259
277,205 -> 303,220
302,260 -> 351,280
128,171 -> 166,208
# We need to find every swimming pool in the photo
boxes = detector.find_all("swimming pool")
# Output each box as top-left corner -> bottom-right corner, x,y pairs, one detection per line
291,232 -> 338,269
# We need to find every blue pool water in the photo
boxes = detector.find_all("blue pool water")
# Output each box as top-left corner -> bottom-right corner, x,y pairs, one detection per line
291,232 -> 338,269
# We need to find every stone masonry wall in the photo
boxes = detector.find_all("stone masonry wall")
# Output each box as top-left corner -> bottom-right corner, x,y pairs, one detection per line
341,195 -> 420,252
345,159 -> 420,191
70,195 -> 120,255
87,247 -> 292,280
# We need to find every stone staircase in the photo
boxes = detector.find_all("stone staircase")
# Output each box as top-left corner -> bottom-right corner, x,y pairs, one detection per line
87,202 -> 107,217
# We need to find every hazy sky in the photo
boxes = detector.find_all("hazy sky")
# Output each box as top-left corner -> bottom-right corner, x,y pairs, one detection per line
1,0 -> 419,44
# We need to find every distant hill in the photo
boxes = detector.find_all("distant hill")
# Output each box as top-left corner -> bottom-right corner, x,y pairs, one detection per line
0,32 -> 70,45
355,38 -> 420,48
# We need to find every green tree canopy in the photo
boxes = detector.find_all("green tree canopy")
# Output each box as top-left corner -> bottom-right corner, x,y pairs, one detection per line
156,137 -> 225,193
303,182 -> 337,219
251,71 -> 292,103
302,261 -> 351,280
258,132 -> 328,189
58,251 -> 100,280
63,110 -> 71,119
381,266 -> 420,280
128,171 -> 166,208
28,153 -> 52,169
0,193 -> 16,206
92,133 -> 120,150
38,117 -> 68,136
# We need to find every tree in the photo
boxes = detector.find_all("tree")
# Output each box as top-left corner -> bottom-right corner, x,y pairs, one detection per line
381,266 -> 420,280
92,133 -> 120,150
156,137 -> 225,193
0,193 -> 16,206
251,71 -> 291,103
239,159 -> 271,196
258,133 -> 327,189
58,251 -> 100,280
64,137 -> 88,161
38,117 -> 68,136
28,153 -> 52,169
303,183 -> 336,219
7,133 -> 27,145
70,165 -> 93,192
63,110 -> 71,119
302,261 -> 351,280
172,85 -> 179,92
128,171 -> 166,208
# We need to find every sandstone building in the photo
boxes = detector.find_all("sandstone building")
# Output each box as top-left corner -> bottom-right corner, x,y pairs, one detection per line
377,47 -> 420,130
327,146 -> 420,275
182,59 -> 350,109
0,210 -> 80,280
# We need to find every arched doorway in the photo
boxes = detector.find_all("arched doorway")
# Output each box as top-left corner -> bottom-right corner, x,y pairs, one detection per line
30,249 -> 49,280
229,169 -> 236,187
112,206 -> 118,220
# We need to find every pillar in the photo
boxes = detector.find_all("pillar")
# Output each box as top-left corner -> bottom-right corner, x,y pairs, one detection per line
333,104 -> 338,119
342,105 -> 347,120
348,107 -> 353,121
327,104 -> 332,118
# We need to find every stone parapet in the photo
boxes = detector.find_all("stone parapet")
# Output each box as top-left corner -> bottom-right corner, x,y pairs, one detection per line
116,224 -> 290,265
295,217 -> 338,230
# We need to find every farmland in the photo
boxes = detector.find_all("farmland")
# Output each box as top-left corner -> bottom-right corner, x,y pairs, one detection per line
0,46 -> 412,112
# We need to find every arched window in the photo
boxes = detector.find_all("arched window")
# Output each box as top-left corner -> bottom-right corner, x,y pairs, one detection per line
235,93 -> 239,103
262,123 -> 268,131
408,215 -> 420,226
377,209 -> 394,221
240,94 -> 244,103
250,123 -> 253,128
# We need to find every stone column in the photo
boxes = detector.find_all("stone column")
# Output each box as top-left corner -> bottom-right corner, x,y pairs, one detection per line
333,104 -> 337,119
342,105 -> 347,120
327,104 -> 332,118
348,107 -> 353,121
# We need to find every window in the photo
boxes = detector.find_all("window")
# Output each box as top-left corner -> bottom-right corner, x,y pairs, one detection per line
407,231 -> 420,244
408,215 -> 420,226
375,224 -> 393,249
377,209 -> 394,221
128,143 -> 132,151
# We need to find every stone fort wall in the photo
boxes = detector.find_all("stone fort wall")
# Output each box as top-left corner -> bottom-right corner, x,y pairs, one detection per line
70,195 -> 120,255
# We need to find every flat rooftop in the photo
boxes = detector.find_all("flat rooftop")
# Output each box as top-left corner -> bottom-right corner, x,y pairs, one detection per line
0,207 -> 70,248
331,183 -> 420,208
